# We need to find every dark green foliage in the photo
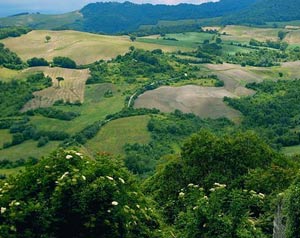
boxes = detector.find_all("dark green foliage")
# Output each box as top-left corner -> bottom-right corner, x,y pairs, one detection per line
0,73 -> 52,117
27,57 -> 49,67
87,49 -> 173,84
37,136 -> 49,147
0,27 -> 31,40
225,80 -> 300,146
0,43 -> 24,69
144,130 -> 297,236
175,186 -> 267,238
0,157 -> 37,169
223,0 -> 300,25
124,111 -> 232,176
285,175 -> 300,238
249,39 -> 288,51
0,150 -> 161,238
53,56 -> 77,69
28,108 -> 80,121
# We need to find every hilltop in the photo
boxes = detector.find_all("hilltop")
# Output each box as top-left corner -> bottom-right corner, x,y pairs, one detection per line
0,0 -> 257,33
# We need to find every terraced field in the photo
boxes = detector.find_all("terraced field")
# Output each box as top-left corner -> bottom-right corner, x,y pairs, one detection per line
21,67 -> 90,111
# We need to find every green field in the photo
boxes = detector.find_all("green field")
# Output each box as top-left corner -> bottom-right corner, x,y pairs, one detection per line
0,67 -> 21,82
282,145 -> 300,155
0,166 -> 25,177
30,83 -> 127,134
0,130 -> 12,148
86,115 -> 151,155
0,140 -> 60,160
1,30 -> 186,65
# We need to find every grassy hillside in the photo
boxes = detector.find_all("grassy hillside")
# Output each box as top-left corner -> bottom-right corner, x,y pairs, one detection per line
1,30 -> 186,64
86,115 -> 151,155
0,140 -> 60,160
0,11 -> 83,30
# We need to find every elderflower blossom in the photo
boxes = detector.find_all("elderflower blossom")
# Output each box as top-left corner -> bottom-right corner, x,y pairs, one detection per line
119,178 -> 125,184
1,207 -> 6,214
112,201 -> 118,206
82,175 -> 86,181
66,155 -> 73,159
59,172 -> 69,180
106,176 -> 114,181
179,192 -> 185,197
258,193 -> 265,199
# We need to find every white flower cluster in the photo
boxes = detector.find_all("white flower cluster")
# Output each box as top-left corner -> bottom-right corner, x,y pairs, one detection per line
1,207 -> 6,214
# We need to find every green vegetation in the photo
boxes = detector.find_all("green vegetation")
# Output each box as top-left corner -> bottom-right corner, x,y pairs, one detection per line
0,43 -> 24,69
144,130 -> 298,236
0,150 -> 162,237
86,115 -> 151,155
0,73 -> 52,117
53,56 -> 77,69
225,80 -> 300,147
0,27 -> 31,40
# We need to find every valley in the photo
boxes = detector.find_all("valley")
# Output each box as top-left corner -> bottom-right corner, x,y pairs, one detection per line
1,0 -> 300,236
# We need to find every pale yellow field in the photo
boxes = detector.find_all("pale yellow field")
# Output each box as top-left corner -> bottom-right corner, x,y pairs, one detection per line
1,30 -> 184,65
221,25 -> 280,43
21,67 -> 90,111
285,30 -> 300,44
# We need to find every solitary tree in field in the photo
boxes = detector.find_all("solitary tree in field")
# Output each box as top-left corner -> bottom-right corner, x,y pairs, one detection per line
130,35 -> 136,42
45,35 -> 51,43
56,76 -> 64,88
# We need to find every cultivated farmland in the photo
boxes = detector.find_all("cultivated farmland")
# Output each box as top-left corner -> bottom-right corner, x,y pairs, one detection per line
134,85 -> 241,120
1,30 -> 184,65
21,67 -> 90,111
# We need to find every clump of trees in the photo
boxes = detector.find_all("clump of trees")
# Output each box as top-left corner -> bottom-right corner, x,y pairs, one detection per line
225,79 -> 300,147
0,27 -> 31,40
0,73 -> 52,117
53,56 -> 77,69
0,150 -> 162,238
27,57 -> 49,67
0,43 -> 24,69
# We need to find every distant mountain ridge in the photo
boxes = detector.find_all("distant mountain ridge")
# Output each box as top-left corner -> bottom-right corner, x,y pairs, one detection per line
1,0 -> 300,34
79,0 -> 257,33
0,0 -> 257,34
223,0 -> 300,24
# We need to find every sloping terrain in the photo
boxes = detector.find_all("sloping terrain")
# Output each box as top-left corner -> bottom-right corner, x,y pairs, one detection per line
1,30 -> 185,64
21,67 -> 90,111
134,85 -> 241,120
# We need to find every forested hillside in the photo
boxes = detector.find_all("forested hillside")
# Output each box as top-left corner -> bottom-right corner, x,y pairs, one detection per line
0,0 -> 257,34
80,0 -> 257,33
223,0 -> 300,25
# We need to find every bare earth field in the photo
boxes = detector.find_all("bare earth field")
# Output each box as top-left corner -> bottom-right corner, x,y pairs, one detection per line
204,63 -> 263,96
134,85 -> 241,120
21,67 -> 90,111
1,30 -> 183,65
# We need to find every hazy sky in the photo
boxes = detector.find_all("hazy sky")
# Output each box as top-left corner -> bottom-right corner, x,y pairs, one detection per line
0,0 -> 218,17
